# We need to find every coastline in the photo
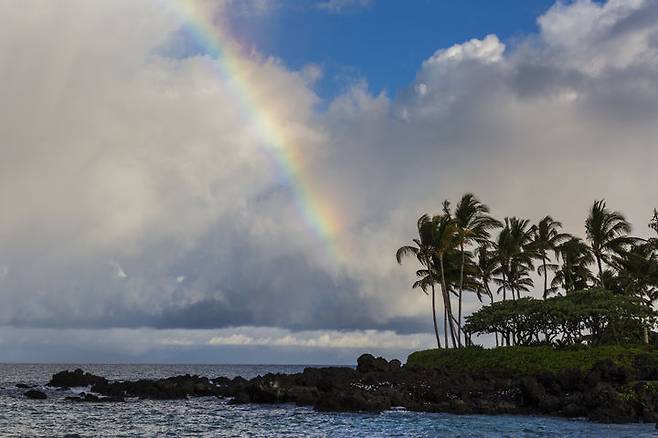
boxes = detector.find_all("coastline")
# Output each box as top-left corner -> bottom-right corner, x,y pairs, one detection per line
28,346 -> 658,425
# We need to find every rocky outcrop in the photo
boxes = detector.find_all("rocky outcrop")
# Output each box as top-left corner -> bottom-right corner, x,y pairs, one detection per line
44,353 -> 658,423
91,374 -> 223,400
24,389 -> 47,399
48,369 -> 107,388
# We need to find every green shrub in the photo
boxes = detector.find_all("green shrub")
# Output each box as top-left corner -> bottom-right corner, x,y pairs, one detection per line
406,345 -> 658,375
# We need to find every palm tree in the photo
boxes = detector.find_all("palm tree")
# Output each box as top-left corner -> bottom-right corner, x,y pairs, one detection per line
650,209 -> 658,235
491,217 -> 534,345
475,245 -> 498,301
416,249 -> 480,347
585,200 -> 632,289
448,194 -> 501,345
433,214 -> 462,348
494,217 -> 534,301
613,242 -> 658,344
614,243 -> 658,299
396,214 -> 442,349
508,262 -> 535,298
552,237 -> 594,293
476,244 -> 500,346
529,216 -> 570,299
649,209 -> 658,250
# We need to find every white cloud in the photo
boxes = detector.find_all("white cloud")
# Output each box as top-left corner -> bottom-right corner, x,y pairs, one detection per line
208,328 -> 425,350
535,0 -> 658,74
425,34 -> 505,65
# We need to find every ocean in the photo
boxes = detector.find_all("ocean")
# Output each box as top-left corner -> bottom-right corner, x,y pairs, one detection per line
0,363 -> 656,437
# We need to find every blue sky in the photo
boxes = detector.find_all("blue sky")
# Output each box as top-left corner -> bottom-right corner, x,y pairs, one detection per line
224,1 -> 558,99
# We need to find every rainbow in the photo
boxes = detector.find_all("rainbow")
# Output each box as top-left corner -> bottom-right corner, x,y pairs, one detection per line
167,0 -> 343,260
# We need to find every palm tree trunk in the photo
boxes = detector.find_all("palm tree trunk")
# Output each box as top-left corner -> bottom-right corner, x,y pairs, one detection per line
566,264 -> 574,293
444,288 -> 459,349
501,271 -> 508,346
458,242 -> 465,346
502,272 -> 507,301
439,292 -> 456,349
443,306 -> 449,348
439,255 -> 460,348
489,290 -> 499,347
542,254 -> 548,299
430,282 -> 442,349
425,255 -> 442,349
596,254 -> 605,289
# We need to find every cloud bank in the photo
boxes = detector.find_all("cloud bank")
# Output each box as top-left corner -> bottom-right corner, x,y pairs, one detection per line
1,0 -> 658,361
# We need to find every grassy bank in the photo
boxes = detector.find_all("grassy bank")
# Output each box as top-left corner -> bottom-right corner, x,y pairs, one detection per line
406,345 -> 658,375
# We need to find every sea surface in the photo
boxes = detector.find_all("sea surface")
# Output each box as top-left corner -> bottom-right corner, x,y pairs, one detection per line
0,363 -> 656,437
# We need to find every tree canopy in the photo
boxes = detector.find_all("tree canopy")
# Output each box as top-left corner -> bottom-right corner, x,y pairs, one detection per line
396,196 -> 658,349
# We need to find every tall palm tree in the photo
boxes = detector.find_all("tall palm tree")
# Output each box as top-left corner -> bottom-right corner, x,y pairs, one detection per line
552,237 -> 594,293
475,245 -> 498,303
396,214 -> 442,349
508,262 -> 535,297
585,200 -> 633,289
491,217 -> 534,346
492,227 -> 510,302
529,216 -> 570,299
447,194 -> 501,345
416,249 -> 480,347
476,244 -> 500,346
433,214 -> 462,348
494,217 -> 534,301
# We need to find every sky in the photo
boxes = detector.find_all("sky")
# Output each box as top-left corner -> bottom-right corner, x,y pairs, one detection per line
1,0 -> 657,364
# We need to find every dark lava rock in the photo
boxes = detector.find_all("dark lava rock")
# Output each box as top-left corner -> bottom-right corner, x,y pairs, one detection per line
389,359 -> 402,370
356,354 -> 389,373
556,368 -> 585,392
356,354 -> 401,373
90,374 -> 223,400
24,389 -> 47,399
519,377 -> 546,405
562,402 -> 586,418
16,383 -> 31,389
586,360 -> 629,386
634,354 -> 658,380
227,391 -> 250,405
48,369 -> 107,388
314,390 -> 391,412
44,352 -> 658,424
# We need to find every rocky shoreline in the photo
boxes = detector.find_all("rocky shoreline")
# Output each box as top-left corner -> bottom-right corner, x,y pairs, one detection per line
36,354 -> 658,424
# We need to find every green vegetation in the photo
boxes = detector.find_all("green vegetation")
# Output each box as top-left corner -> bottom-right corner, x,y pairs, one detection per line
397,195 -> 658,349
406,345 -> 658,375
465,289 -> 655,346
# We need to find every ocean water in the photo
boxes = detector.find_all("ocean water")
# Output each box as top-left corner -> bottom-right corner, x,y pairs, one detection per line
0,364 -> 656,437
